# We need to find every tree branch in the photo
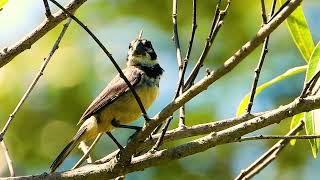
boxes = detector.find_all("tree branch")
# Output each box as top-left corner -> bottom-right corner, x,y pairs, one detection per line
1,141 -> 14,177
110,0 -> 302,167
234,120 -> 304,180
8,94 -> 320,179
48,0 -> 150,121
0,18 -> 73,141
0,0 -> 87,68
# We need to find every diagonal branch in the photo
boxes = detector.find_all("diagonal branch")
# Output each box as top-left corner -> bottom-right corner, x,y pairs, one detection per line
0,0 -> 87,68
245,0 -> 277,114
10,94 -> 319,179
48,0 -> 150,121
1,141 -> 14,177
42,0 -> 52,18
108,0 -> 303,170
0,18 -> 73,141
234,120 -> 304,180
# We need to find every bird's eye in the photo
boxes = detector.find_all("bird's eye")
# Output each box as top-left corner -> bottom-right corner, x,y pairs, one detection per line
128,44 -> 132,49
144,41 -> 152,48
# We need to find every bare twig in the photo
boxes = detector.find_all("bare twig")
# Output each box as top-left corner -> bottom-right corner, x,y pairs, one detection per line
300,70 -> 320,98
111,0 -> 303,165
43,0 -> 52,18
1,1 -> 303,178
48,0 -> 150,121
184,0 -> 231,89
72,133 -> 102,169
0,18 -> 73,141
78,142 -> 93,163
235,120 -> 304,180
1,141 -> 15,176
151,0 -> 186,151
245,0 -> 277,114
0,0 -> 87,68
237,134 -> 320,141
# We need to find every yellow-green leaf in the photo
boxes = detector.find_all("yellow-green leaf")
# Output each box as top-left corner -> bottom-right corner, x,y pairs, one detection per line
303,42 -> 320,158
281,1 -> 314,62
289,113 -> 304,146
0,0 -> 9,9
236,65 -> 307,116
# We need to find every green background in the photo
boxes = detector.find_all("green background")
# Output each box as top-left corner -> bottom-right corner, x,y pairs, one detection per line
0,0 -> 320,179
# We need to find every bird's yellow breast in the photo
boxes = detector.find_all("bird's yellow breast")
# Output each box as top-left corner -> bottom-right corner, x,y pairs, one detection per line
98,83 -> 159,132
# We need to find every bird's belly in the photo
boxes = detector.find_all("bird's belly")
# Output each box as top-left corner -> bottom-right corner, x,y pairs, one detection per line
98,85 -> 159,131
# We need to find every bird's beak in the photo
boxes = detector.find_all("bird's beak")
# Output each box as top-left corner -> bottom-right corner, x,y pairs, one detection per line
138,29 -> 143,40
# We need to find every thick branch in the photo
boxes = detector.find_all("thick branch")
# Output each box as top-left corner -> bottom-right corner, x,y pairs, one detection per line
111,0 -> 302,166
8,94 -> 320,180
0,0 -> 87,68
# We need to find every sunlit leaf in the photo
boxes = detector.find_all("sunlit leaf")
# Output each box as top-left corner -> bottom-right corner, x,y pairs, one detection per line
0,0 -> 9,10
303,42 -> 320,158
305,112 -> 318,158
281,1 -> 314,62
289,113 -> 304,145
236,66 -> 307,116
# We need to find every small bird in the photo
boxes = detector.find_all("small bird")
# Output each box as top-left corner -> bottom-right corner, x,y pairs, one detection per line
50,31 -> 163,172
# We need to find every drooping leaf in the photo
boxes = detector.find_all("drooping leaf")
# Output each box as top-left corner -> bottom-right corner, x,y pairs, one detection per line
303,42 -> 320,158
305,112 -> 318,158
236,65 -> 307,116
289,113 -> 304,145
281,1 -> 314,62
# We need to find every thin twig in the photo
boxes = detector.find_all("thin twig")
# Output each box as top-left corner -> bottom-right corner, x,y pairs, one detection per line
0,0 -> 87,68
237,134 -> 320,141
42,0 -> 52,18
234,120 -> 304,180
1,141 -> 14,176
300,70 -> 320,98
0,18 -> 73,141
2,1 -> 303,178
245,0 -> 277,114
48,0 -> 150,121
151,0 -> 185,151
111,0 -> 303,165
184,0 -> 231,90
78,142 -> 93,163
72,133 -> 102,169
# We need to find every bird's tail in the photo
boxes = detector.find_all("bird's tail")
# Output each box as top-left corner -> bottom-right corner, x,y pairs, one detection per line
50,127 -> 87,173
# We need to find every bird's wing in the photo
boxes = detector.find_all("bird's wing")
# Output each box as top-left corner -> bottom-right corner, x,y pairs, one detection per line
78,67 -> 143,124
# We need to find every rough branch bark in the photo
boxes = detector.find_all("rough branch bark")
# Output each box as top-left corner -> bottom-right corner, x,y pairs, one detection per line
0,0 -> 303,179
0,0 -> 87,68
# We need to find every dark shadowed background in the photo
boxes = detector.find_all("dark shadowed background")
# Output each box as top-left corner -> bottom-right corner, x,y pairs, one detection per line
0,0 -> 320,179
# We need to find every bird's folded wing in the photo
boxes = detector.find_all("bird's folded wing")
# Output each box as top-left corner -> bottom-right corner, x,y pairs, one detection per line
78,67 -> 143,124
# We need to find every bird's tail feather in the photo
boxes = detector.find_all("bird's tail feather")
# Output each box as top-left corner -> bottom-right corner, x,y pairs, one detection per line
50,127 -> 87,173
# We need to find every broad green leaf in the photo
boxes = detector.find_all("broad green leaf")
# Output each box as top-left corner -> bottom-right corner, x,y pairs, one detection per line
0,0 -> 9,9
281,1 -> 314,62
303,42 -> 320,158
236,65 -> 307,116
290,113 -> 304,145
305,42 -> 320,81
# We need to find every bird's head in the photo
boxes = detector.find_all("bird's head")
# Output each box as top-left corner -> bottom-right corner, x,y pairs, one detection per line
127,30 -> 158,67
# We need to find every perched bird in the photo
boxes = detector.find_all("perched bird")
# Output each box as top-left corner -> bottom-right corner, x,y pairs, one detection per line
50,31 -> 163,172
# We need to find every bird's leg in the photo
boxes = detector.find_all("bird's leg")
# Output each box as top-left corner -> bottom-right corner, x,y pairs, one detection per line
111,119 -> 142,143
106,132 -> 124,150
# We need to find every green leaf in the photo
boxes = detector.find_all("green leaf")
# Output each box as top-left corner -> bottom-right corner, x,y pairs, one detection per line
305,112 -> 318,158
281,1 -> 314,62
236,65 -> 307,116
289,113 -> 304,146
305,42 -> 320,81
0,0 -> 9,9
303,42 -> 320,158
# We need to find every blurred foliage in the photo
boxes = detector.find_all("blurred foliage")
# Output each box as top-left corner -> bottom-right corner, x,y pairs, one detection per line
0,0 -> 320,179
